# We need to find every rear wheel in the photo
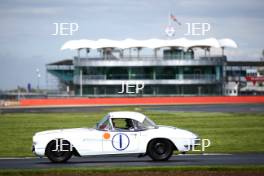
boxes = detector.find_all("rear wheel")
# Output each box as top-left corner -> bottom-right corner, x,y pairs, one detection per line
46,139 -> 72,163
147,139 -> 173,161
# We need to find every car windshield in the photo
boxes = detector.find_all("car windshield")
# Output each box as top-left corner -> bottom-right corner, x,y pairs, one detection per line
141,116 -> 157,129
96,115 -> 112,130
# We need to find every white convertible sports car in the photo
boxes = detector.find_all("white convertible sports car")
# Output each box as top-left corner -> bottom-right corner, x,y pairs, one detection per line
32,111 -> 198,163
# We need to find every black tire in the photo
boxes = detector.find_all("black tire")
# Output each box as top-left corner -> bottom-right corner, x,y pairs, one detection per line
45,139 -> 72,163
147,139 -> 173,161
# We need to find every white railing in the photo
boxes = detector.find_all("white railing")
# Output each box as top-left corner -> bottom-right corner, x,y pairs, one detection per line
74,55 -> 226,62
74,74 -> 217,81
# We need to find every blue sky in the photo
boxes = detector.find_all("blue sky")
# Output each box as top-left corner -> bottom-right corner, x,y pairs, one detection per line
0,0 -> 263,89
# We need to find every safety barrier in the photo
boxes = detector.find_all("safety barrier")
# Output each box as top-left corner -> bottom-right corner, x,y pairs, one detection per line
19,96 -> 264,107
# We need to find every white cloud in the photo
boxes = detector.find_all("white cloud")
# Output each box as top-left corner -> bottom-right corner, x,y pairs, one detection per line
0,7 -> 63,16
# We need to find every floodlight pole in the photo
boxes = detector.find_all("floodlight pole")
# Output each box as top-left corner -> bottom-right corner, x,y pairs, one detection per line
36,68 -> 41,92
168,13 -> 171,26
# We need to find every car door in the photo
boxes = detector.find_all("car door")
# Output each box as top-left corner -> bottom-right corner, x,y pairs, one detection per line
77,115 -> 111,156
102,118 -> 141,154
75,129 -> 103,156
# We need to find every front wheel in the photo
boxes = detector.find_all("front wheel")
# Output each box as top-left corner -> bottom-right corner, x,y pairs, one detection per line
45,139 -> 72,163
147,139 -> 173,161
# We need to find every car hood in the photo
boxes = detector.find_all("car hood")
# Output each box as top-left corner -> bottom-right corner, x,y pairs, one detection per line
157,125 -> 198,139
34,128 -> 96,136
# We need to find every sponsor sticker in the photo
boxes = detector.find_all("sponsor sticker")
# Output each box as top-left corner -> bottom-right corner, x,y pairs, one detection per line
103,132 -> 111,140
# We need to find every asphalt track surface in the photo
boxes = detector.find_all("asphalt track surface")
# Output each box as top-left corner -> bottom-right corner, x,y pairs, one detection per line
1,103 -> 264,113
0,153 -> 264,169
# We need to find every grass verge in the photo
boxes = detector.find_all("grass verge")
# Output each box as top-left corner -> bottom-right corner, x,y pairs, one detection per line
0,165 -> 264,176
0,107 -> 263,156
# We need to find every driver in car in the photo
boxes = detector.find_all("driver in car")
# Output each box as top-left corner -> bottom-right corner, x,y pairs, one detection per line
125,119 -> 135,131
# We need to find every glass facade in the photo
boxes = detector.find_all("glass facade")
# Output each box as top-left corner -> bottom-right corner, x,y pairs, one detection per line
75,66 -> 220,81
47,48 -> 226,97
75,84 -> 222,96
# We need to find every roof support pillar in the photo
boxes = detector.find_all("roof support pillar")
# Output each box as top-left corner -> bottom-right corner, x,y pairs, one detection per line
221,47 -> 225,56
137,47 -> 142,58
153,68 -> 156,80
86,48 -> 90,58
77,48 -> 81,60
154,49 -> 158,58
120,49 -> 124,58
129,48 -> 132,58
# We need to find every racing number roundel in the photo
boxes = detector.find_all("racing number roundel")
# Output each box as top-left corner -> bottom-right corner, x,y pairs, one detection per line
112,133 -> 130,151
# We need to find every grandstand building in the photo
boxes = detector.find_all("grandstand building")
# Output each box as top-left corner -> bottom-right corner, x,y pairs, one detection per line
46,38 -> 264,96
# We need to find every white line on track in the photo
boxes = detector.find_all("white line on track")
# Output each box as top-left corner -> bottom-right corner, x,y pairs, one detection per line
0,157 -> 37,160
177,153 -> 232,156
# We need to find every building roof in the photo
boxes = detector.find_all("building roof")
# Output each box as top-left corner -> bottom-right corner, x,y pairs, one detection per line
61,38 -> 238,50
109,111 -> 146,123
227,61 -> 264,67
47,59 -> 73,65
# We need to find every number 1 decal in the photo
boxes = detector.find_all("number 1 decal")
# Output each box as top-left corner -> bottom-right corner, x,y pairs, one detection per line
112,133 -> 130,151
